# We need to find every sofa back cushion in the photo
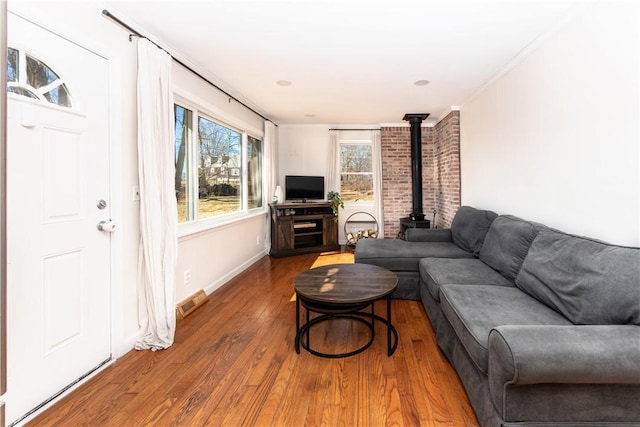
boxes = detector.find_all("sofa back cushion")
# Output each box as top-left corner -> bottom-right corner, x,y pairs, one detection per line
479,215 -> 538,281
450,206 -> 498,255
516,229 -> 640,325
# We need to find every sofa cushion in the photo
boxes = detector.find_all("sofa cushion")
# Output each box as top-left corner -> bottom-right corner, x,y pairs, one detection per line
439,284 -> 572,375
419,258 -> 514,302
450,206 -> 498,256
516,230 -> 640,325
478,215 -> 538,281
354,238 -> 474,272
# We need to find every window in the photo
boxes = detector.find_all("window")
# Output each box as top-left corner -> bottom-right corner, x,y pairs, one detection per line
247,135 -> 263,209
174,103 -> 264,225
340,138 -> 373,203
6,47 -> 73,107
175,105 -> 192,222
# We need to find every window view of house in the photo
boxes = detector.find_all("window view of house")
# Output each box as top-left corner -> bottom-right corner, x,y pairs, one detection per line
197,115 -> 242,219
174,103 -> 263,224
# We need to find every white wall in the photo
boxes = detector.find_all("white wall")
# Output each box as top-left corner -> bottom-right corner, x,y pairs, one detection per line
460,2 -> 639,246
278,125 -> 381,243
172,63 -> 268,301
277,125 -> 330,189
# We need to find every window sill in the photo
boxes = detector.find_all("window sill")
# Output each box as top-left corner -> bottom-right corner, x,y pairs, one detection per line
178,209 -> 268,242
344,202 -> 375,208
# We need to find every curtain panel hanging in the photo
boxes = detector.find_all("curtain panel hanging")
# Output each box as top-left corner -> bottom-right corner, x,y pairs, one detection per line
371,130 -> 384,238
326,130 -> 339,193
264,120 -> 276,252
134,38 -> 178,351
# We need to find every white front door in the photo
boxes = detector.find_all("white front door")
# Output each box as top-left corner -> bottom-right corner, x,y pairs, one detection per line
5,12 -> 112,425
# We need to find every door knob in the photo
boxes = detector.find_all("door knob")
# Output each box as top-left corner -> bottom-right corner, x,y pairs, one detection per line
97,220 -> 116,232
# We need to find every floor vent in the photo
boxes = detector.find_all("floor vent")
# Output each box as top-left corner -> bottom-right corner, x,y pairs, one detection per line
177,289 -> 208,318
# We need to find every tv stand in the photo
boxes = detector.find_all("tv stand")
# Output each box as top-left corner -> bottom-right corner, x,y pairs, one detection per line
269,202 -> 339,257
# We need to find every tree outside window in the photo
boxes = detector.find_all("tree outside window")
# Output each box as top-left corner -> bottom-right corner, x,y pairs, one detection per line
6,47 -> 72,106
174,103 -> 263,224
198,116 -> 241,219
174,105 -> 191,223
340,142 -> 373,203
247,136 -> 263,209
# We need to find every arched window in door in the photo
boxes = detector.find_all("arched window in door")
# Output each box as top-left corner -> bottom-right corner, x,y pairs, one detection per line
6,47 -> 73,107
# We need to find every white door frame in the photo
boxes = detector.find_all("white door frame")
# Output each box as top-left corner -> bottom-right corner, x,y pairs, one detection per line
1,1 -> 9,423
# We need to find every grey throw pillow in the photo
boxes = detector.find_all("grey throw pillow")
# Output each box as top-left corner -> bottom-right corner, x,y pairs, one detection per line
450,206 -> 498,255
479,215 -> 538,281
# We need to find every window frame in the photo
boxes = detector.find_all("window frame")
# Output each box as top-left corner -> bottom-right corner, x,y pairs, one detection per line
6,46 -> 74,108
338,135 -> 375,207
174,93 -> 265,237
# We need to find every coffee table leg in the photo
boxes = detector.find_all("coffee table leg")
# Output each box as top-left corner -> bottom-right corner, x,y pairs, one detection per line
306,306 -> 310,349
295,293 -> 300,354
386,295 -> 392,356
371,303 -> 375,334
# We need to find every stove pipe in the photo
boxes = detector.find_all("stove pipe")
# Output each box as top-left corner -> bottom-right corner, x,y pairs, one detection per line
403,113 -> 430,221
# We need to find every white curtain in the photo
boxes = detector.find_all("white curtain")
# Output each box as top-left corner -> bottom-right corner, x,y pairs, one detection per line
372,130 -> 385,238
326,130 -> 339,193
264,120 -> 276,252
135,38 -> 177,351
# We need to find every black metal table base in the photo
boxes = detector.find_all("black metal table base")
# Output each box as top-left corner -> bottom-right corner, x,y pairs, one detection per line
295,295 -> 398,358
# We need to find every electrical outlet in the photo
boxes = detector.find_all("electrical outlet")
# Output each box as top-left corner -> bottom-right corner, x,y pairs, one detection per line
256,235 -> 260,245
183,269 -> 191,285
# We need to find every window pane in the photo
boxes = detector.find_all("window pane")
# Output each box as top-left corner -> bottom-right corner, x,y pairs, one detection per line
26,54 -> 60,89
340,144 -> 372,172
340,173 -> 373,202
340,143 -> 373,202
43,84 -> 72,107
7,86 -> 38,99
175,105 -> 192,223
198,117 -> 241,218
247,136 -> 263,209
7,48 -> 18,82
23,53 -> 73,107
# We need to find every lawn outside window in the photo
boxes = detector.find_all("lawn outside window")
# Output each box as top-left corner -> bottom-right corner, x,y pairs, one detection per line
339,137 -> 374,205
174,99 -> 264,235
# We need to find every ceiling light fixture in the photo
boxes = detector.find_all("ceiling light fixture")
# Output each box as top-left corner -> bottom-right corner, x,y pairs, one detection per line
276,80 -> 292,86
414,80 -> 430,86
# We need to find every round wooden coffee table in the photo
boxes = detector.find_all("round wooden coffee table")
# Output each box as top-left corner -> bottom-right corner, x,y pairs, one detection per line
294,263 -> 398,358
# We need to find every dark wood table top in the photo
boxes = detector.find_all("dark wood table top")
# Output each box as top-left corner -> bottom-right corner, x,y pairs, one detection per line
294,263 -> 398,304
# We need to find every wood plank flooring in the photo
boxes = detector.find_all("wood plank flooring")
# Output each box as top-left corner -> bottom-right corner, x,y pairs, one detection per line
28,248 -> 479,426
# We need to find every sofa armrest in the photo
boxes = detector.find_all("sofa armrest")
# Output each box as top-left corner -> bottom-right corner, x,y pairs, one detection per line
488,325 -> 640,409
405,228 -> 452,242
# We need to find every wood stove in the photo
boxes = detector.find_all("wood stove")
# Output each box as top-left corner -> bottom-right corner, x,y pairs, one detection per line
399,113 -> 430,238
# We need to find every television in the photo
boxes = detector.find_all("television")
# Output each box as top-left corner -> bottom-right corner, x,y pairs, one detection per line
285,175 -> 325,202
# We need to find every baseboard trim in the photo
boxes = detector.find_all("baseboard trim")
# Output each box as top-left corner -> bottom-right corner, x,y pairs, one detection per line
204,250 -> 267,296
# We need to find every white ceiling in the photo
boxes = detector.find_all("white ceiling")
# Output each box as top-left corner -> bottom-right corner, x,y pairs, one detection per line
105,0 -> 582,126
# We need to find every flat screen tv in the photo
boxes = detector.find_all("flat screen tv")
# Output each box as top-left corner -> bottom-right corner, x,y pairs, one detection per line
285,175 -> 325,202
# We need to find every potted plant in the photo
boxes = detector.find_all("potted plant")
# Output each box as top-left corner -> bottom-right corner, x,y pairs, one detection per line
327,191 -> 344,218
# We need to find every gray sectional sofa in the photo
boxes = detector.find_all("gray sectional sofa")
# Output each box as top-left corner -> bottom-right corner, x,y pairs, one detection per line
354,206 -> 640,427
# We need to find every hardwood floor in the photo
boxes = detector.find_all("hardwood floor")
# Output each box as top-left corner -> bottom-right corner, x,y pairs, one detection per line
29,248 -> 479,426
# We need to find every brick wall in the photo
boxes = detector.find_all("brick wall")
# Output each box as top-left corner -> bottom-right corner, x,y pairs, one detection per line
380,111 -> 460,237
433,111 -> 461,229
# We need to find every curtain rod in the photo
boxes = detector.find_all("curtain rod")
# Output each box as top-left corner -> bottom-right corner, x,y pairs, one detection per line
101,9 -> 277,127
